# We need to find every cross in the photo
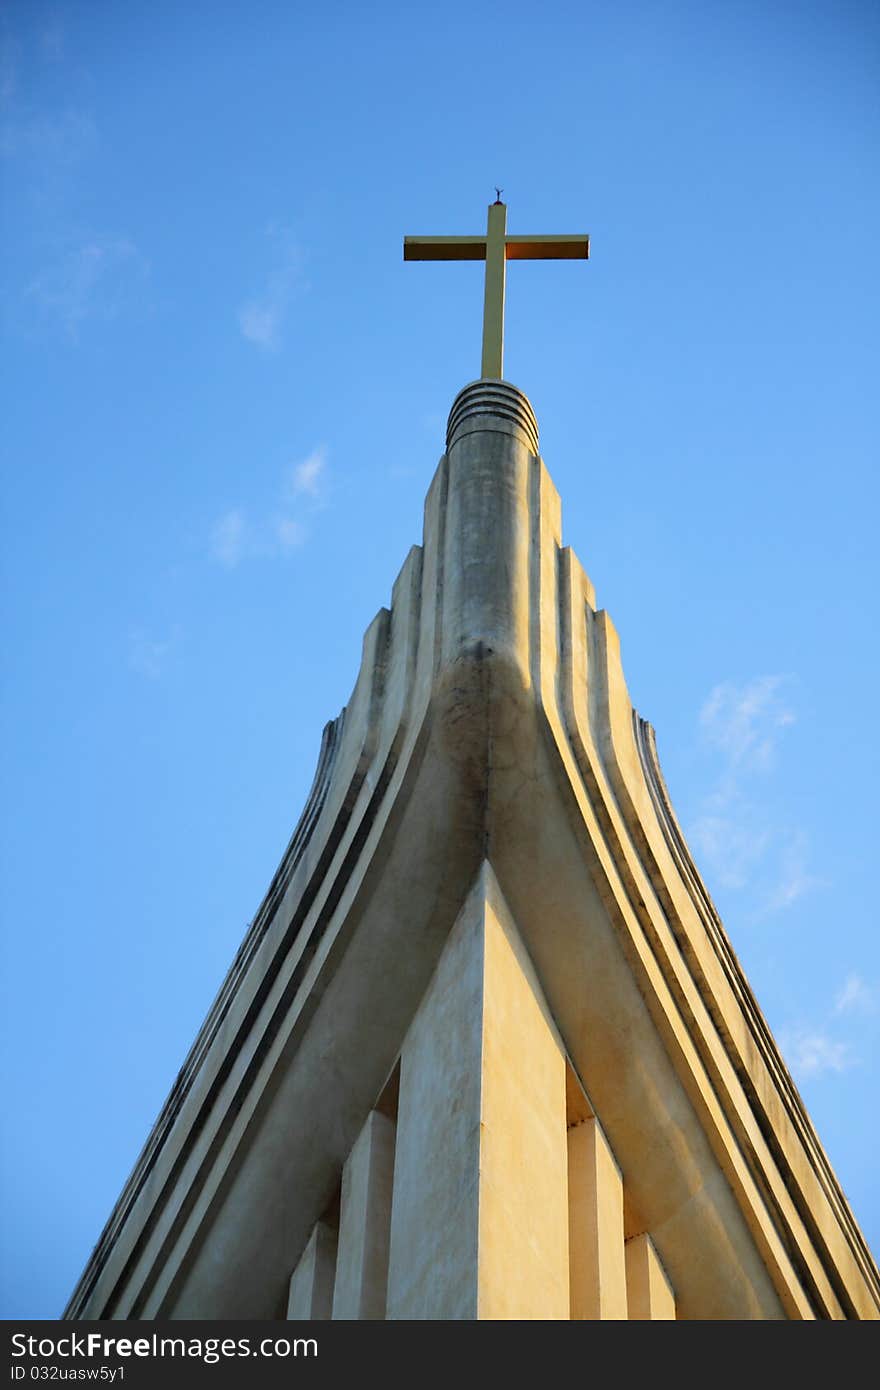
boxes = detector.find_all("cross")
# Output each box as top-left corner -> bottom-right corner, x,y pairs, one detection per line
404,199 -> 589,380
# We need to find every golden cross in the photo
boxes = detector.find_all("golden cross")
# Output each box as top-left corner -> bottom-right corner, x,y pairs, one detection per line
404,198 -> 589,379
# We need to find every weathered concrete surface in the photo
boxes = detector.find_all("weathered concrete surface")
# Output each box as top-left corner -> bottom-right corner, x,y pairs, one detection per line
332,1111 -> 395,1319
625,1232 -> 676,1320
387,864 -> 568,1319
385,876 -> 484,1319
478,868 -> 569,1319
286,1221 -> 336,1319
568,1119 -> 627,1320
66,380 -> 880,1321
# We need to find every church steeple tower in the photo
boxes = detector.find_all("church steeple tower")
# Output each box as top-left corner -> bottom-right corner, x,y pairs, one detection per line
65,212 -> 880,1322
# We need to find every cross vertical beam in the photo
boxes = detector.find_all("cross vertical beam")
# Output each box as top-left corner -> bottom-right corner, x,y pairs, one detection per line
481,200 -> 507,379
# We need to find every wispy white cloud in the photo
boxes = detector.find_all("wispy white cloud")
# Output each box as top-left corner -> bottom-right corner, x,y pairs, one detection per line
688,813 -> 770,891
286,445 -> 326,500
24,235 -> 148,338
686,675 -> 824,917
275,516 -> 306,550
1,105 -> 96,164
128,628 -> 178,680
699,675 -> 795,774
238,302 -> 280,350
776,970 -> 878,1084
3,23 -> 154,348
762,832 -> 826,914
0,12 -> 66,87
781,1028 -> 855,1081
238,226 -> 306,351
209,449 -> 327,567
210,507 -> 308,565
2,14 -> 93,163
40,17 -> 66,62
834,973 -> 876,1017
210,510 -> 248,569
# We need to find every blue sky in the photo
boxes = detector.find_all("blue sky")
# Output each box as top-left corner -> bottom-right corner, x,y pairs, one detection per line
1,0 -> 878,1319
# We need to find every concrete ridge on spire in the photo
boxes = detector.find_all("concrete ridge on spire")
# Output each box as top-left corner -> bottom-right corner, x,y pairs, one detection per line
446,379 -> 540,455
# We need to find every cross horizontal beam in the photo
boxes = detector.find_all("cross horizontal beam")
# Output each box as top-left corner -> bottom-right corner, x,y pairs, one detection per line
404,234 -> 590,262
506,235 -> 589,260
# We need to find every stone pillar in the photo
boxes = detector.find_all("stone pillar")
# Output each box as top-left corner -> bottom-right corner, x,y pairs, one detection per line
625,1233 -> 676,1320
386,863 -> 570,1320
287,1221 -> 337,1320
331,1110 -> 396,1319
568,1117 -> 628,1319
